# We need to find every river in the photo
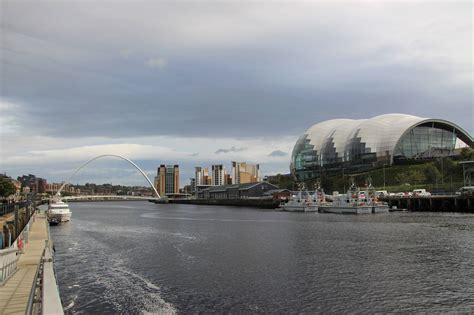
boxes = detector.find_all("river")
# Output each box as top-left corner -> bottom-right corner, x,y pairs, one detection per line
49,201 -> 474,314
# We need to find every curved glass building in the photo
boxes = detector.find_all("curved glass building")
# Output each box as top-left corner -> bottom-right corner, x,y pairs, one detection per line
291,114 -> 473,181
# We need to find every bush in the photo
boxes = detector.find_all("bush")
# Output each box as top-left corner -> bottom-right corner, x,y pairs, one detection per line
0,177 -> 16,198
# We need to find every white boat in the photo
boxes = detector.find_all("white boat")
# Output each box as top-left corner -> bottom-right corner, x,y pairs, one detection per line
320,181 -> 389,214
279,195 -> 318,212
47,199 -> 72,224
278,184 -> 319,212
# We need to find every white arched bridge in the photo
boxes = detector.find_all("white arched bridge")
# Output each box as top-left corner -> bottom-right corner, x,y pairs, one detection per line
56,154 -> 162,201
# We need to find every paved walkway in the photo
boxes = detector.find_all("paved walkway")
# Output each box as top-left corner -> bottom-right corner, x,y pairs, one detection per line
0,213 -> 48,314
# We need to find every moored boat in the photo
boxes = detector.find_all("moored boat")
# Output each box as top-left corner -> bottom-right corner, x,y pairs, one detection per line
319,179 -> 389,214
279,183 -> 318,212
47,198 -> 72,224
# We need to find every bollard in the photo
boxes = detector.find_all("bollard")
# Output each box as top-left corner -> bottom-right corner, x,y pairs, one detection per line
18,233 -> 24,254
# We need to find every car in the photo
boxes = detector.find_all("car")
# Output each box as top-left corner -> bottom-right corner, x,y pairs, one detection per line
455,186 -> 474,196
376,190 -> 388,198
413,189 -> 431,197
395,192 -> 411,198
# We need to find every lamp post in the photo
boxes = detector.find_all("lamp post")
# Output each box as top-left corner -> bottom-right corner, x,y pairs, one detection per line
342,168 -> 345,192
441,157 -> 444,185
383,163 -> 386,190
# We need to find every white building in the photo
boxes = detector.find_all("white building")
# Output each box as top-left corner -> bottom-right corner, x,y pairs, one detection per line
211,165 -> 226,186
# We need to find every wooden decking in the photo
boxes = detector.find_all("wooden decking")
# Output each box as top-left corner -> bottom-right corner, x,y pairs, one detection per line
0,213 -> 49,314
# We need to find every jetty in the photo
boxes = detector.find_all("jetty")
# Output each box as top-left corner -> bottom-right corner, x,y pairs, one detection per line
382,195 -> 474,212
0,204 -> 63,314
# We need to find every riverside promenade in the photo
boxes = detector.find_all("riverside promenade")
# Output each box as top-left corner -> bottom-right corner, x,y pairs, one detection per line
0,211 -> 63,314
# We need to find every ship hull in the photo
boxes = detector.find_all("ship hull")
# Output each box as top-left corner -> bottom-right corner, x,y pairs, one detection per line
320,206 -> 372,214
47,212 -> 72,223
279,205 -> 318,212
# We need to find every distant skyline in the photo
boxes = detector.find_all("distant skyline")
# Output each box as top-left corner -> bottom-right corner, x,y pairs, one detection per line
1,1 -> 472,186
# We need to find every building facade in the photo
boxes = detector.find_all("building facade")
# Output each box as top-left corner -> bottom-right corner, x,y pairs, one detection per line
291,114 -> 474,181
231,161 -> 261,184
17,174 -> 47,193
156,164 -> 180,196
197,182 -> 279,200
211,164 -> 226,186
194,167 -> 211,189
46,183 -> 77,194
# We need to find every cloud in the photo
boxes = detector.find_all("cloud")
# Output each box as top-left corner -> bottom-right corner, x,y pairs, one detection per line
268,150 -> 288,157
0,2 -> 471,140
0,133 -> 296,182
147,57 -> 167,69
0,1 -> 472,186
215,146 -> 247,154
120,49 -> 132,58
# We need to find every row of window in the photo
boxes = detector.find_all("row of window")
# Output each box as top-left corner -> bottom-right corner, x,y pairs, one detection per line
292,126 -> 460,180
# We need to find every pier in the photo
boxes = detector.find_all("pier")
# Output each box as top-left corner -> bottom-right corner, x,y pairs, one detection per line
0,207 -> 63,314
382,195 -> 474,212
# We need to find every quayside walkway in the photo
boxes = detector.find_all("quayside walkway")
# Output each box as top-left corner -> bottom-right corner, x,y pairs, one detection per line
0,213 -> 63,314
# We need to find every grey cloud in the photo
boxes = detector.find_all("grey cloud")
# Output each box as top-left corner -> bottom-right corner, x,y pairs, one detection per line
147,57 -> 167,69
215,146 -> 247,154
1,1 -> 472,140
268,150 -> 288,157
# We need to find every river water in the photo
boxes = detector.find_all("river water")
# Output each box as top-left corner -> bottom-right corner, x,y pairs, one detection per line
49,201 -> 474,314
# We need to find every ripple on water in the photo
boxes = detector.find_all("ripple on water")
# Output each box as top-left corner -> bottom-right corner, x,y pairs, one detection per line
51,203 -> 474,313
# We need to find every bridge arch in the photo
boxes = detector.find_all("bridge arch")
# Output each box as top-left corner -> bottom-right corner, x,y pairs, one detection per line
56,154 -> 160,198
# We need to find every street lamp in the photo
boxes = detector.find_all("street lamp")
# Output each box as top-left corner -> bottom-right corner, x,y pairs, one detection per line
383,163 -> 387,190
342,167 -> 345,192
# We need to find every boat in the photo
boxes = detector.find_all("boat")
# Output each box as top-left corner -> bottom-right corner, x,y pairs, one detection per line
366,180 -> 390,213
319,179 -> 389,214
278,183 -> 318,212
47,198 -> 72,224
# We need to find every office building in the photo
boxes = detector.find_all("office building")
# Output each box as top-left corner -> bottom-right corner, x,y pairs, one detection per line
211,164 -> 226,186
231,161 -> 261,184
156,164 -> 180,196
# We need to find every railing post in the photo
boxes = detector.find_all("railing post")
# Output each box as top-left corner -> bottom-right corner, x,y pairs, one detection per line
14,204 -> 19,241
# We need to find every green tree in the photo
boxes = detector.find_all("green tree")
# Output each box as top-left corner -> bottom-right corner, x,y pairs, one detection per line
424,164 -> 441,183
0,177 -> 16,198
267,174 -> 295,190
460,147 -> 474,161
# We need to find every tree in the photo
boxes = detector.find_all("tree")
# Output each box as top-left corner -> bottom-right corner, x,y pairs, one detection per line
424,164 -> 441,183
460,147 -> 474,161
0,177 -> 16,198
266,174 -> 295,190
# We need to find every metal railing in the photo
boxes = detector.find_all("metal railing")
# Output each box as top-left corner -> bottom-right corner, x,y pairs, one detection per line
0,204 -> 37,285
0,247 -> 19,286
1,201 -> 27,216
26,246 -> 46,315
25,239 -> 64,315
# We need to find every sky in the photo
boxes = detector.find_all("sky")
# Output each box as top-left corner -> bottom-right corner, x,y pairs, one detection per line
0,1 -> 472,187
